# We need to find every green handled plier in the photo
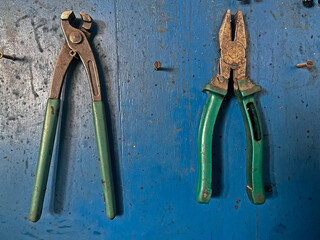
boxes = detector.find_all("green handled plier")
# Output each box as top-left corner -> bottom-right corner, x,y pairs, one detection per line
196,10 -> 265,205
29,11 -> 116,222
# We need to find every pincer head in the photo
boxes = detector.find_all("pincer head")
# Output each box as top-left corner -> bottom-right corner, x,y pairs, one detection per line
61,10 -> 75,21
80,11 -> 92,31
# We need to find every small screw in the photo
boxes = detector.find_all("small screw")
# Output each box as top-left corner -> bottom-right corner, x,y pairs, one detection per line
154,61 -> 161,71
296,60 -> 313,69
0,51 -> 16,61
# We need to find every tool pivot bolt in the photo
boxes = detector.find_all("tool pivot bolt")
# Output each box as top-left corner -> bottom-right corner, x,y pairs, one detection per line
69,32 -> 83,44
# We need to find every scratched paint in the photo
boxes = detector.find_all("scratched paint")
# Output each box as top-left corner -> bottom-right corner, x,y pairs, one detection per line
0,0 -> 320,239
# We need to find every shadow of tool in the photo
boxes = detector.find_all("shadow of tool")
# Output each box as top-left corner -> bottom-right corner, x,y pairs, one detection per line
157,67 -> 174,72
51,60 -> 78,214
239,0 -> 251,4
90,20 -> 124,216
49,17 -> 84,214
257,89 -> 275,199
210,78 -> 233,197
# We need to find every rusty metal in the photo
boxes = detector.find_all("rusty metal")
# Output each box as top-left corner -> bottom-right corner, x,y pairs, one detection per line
296,60 -> 313,69
154,61 -> 162,71
0,50 -> 16,61
49,11 -> 101,101
69,32 -> 83,44
217,10 -> 247,87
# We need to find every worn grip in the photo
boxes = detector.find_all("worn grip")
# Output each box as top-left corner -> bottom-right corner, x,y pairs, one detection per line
29,99 -> 60,222
92,101 -> 116,219
235,78 -> 265,205
196,85 -> 226,204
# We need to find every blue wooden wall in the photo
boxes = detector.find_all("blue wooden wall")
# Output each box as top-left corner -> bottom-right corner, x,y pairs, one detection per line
0,0 -> 319,239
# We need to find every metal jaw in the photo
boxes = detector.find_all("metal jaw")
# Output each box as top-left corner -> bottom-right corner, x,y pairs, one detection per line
49,11 -> 101,101
217,10 -> 247,88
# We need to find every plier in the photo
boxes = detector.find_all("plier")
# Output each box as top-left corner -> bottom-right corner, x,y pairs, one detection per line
29,11 -> 116,222
196,10 -> 265,205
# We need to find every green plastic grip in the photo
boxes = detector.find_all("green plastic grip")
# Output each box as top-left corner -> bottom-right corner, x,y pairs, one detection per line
92,101 -> 116,219
196,79 -> 265,205
29,99 -> 60,222
196,84 -> 227,204
235,78 -> 265,204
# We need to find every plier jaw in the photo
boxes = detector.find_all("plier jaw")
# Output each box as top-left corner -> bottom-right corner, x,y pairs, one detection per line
61,11 -> 92,42
218,10 -> 247,85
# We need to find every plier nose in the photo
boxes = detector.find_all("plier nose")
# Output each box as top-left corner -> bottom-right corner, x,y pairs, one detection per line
218,10 -> 247,82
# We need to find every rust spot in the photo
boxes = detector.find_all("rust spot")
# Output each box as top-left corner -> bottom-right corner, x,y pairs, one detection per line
203,187 -> 208,199
236,198 -> 241,204
158,27 -> 168,33
257,194 -> 263,203
51,106 -> 55,115
140,186 -> 144,190
101,180 -> 106,184
190,167 -> 195,173
129,203 -> 133,207
235,205 -> 239,210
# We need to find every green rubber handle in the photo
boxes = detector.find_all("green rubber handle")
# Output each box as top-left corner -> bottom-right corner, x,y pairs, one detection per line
29,99 -> 60,222
196,84 -> 227,204
92,101 -> 116,219
235,78 -> 265,205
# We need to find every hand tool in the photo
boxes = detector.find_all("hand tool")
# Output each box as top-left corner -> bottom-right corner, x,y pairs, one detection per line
29,11 -> 116,222
196,10 -> 265,205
